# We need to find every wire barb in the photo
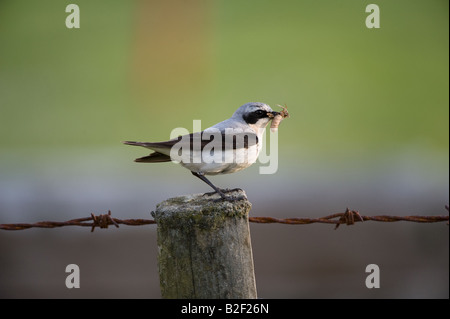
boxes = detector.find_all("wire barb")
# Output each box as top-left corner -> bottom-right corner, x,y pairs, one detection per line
90,210 -> 119,232
334,208 -> 364,230
0,207 -> 448,231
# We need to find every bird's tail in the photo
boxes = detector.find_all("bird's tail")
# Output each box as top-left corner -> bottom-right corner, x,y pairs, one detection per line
123,141 -> 172,163
123,141 -> 166,149
123,141 -> 146,147
134,152 -> 171,163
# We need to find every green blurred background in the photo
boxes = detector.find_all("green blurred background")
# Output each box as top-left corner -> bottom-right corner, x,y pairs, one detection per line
0,0 -> 448,298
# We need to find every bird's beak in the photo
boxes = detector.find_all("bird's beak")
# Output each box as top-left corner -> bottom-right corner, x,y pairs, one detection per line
268,111 -> 279,118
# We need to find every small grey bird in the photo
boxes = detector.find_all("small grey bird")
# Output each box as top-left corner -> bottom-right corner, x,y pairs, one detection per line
124,102 -> 280,200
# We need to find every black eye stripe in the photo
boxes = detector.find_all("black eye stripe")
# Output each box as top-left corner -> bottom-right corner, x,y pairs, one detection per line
243,109 -> 268,124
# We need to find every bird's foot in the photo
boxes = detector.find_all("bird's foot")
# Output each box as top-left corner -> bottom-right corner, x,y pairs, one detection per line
203,190 -> 220,197
220,187 -> 243,194
203,188 -> 245,202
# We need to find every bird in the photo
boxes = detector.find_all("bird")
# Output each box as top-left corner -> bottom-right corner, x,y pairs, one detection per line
124,102 -> 280,200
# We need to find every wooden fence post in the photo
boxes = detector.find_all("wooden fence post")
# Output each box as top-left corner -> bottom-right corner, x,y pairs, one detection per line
152,189 -> 257,299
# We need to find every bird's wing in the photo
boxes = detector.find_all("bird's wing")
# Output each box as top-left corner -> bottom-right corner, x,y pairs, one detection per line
200,131 -> 258,150
124,131 -> 258,163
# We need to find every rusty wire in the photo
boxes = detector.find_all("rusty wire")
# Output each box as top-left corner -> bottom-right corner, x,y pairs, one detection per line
249,207 -> 449,230
0,207 -> 448,232
0,210 -> 156,232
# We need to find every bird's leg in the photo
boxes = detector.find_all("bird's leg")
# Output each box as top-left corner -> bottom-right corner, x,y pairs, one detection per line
191,171 -> 227,200
191,172 -> 245,201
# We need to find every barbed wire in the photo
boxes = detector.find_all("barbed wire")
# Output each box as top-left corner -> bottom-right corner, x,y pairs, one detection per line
0,211 -> 156,232
249,207 -> 449,229
1,206 -> 448,232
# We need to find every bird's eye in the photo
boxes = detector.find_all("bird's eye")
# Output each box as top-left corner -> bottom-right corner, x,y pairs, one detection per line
254,110 -> 265,115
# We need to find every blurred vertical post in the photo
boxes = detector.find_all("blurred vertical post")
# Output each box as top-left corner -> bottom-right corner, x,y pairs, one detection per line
133,0 -> 212,109
152,190 -> 257,299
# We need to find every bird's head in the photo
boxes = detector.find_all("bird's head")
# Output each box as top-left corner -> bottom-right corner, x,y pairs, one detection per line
233,102 -> 279,131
